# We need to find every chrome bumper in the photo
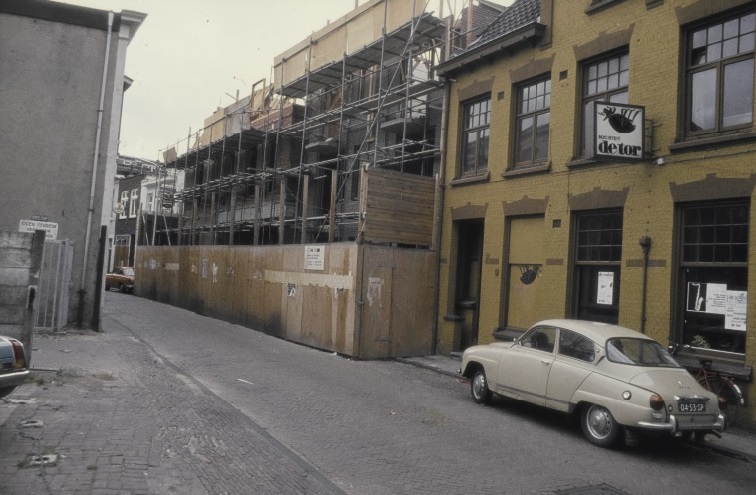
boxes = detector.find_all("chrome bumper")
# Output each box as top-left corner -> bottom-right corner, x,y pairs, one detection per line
636,413 -> 726,434
0,369 -> 29,390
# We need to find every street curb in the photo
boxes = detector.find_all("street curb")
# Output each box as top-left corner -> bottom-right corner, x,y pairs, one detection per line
397,357 -> 756,463
395,358 -> 462,379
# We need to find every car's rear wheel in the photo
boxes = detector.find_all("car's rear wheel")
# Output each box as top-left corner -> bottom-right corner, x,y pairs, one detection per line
118,283 -> 125,293
581,403 -> 620,447
470,368 -> 492,404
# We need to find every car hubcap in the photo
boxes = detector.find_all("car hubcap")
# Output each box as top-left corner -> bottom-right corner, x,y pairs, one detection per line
473,374 -> 486,398
587,406 -> 612,439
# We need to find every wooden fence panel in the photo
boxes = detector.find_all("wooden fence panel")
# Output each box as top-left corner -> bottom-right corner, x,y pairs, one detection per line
134,243 -> 432,358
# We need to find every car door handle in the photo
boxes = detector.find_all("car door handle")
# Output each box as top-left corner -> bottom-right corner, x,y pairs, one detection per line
541,360 -> 551,365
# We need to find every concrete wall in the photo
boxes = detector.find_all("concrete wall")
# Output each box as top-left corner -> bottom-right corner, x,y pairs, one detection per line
0,1 -> 144,329
0,231 -> 45,364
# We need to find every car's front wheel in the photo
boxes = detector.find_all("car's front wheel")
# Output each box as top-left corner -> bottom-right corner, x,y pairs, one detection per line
470,368 -> 492,404
581,403 -> 620,447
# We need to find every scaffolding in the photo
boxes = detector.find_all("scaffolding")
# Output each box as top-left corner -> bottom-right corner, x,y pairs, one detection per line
155,0 -> 449,248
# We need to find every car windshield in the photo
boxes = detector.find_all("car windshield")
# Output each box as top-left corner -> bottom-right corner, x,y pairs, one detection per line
605,338 -> 681,368
122,268 -> 135,276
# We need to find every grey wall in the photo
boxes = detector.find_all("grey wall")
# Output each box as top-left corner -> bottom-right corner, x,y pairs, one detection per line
0,1 -> 144,329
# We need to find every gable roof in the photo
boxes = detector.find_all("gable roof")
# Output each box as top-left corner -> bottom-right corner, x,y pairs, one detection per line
471,0 -> 541,48
437,0 -> 544,76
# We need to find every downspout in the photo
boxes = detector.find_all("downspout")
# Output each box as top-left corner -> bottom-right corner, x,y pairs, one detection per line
639,235 -> 652,334
78,11 -> 114,327
431,77 -> 451,354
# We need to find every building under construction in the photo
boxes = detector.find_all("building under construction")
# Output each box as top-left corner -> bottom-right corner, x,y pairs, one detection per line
157,0 -> 453,249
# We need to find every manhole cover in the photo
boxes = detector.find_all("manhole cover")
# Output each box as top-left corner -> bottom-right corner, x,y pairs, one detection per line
553,485 -> 632,495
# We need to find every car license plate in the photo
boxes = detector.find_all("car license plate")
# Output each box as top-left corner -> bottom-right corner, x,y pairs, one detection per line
678,400 -> 706,413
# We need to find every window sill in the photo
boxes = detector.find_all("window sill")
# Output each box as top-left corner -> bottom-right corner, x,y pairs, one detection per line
669,131 -> 756,153
585,0 -> 627,15
502,162 -> 550,178
566,157 -> 599,168
450,171 -> 490,187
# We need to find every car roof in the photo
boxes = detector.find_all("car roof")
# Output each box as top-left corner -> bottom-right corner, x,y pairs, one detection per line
531,319 -> 654,344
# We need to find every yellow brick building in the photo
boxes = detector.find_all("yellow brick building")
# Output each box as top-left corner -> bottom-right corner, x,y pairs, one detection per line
436,0 -> 755,426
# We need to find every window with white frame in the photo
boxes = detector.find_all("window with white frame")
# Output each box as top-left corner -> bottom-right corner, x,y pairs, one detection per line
119,191 -> 129,219
129,189 -> 139,217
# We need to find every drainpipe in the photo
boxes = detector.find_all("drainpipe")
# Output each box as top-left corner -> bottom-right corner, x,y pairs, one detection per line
431,77 -> 451,355
639,235 -> 652,334
78,12 -> 114,327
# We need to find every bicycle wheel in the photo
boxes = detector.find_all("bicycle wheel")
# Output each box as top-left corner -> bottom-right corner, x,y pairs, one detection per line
699,376 -> 743,428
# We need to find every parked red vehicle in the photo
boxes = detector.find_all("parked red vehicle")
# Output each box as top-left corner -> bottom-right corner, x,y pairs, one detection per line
106,266 -> 135,293
0,336 -> 29,398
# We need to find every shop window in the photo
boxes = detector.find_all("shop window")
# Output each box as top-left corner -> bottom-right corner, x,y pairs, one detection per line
685,11 -> 754,137
513,77 -> 551,169
460,97 -> 491,177
572,210 -> 623,323
580,51 -> 629,157
677,201 -> 749,355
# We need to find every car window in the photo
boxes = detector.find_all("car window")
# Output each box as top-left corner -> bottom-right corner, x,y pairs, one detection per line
123,268 -> 135,276
605,338 -> 681,367
520,327 -> 556,353
557,328 -> 596,362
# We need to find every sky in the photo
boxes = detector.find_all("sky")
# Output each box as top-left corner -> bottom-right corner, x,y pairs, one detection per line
61,0 -> 379,161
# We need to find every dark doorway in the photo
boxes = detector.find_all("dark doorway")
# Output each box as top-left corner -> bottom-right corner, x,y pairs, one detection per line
455,220 -> 484,348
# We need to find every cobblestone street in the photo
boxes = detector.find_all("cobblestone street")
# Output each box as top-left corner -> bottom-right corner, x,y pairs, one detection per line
1,293 -> 755,494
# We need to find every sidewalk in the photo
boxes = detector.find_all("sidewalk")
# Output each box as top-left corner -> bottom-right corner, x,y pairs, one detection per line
398,354 -> 756,461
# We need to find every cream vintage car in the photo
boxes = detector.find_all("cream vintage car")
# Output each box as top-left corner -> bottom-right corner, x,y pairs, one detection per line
459,319 -> 726,447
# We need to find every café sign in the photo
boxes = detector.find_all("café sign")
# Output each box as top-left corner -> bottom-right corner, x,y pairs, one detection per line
594,102 -> 645,160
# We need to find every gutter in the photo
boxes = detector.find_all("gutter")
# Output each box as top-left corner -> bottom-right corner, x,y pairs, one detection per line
78,11 -> 114,327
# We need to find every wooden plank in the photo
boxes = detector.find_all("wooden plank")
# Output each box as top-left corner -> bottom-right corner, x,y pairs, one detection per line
0,232 -> 33,251
0,268 -> 30,286
0,286 -> 27,306
0,248 -> 33,269
0,306 -> 25,325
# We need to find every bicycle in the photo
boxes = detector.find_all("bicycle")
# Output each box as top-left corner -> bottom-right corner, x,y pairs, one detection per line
670,344 -> 745,428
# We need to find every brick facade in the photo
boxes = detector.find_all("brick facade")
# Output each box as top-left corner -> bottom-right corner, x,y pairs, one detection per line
437,0 -> 756,425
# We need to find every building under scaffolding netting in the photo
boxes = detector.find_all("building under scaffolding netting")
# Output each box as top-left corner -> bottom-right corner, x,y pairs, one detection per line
157,0 -> 448,249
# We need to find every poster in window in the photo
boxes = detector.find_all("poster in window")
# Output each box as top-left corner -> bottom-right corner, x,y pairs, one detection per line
725,291 -> 747,331
686,283 -> 727,314
597,271 -> 614,305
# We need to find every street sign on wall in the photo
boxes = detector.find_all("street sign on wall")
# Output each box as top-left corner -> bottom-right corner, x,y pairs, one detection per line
18,219 -> 58,240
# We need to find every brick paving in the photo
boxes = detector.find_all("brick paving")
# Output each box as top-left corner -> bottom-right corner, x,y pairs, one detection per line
0,316 -> 344,494
1,293 -> 755,495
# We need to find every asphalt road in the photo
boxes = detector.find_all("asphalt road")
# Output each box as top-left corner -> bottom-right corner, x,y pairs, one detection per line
3,292 -> 755,494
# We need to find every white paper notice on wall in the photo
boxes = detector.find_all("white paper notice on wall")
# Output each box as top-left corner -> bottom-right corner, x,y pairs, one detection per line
597,271 -> 614,305
725,290 -> 748,331
304,245 -> 325,270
